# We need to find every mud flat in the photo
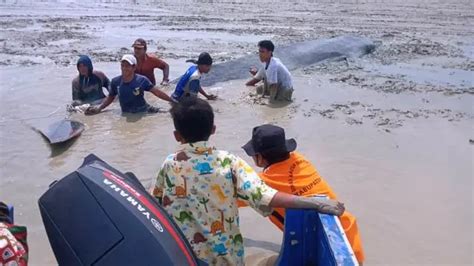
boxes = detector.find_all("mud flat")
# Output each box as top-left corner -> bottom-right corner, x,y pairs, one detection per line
0,0 -> 472,265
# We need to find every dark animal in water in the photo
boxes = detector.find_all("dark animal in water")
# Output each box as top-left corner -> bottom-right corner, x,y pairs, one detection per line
198,35 -> 375,86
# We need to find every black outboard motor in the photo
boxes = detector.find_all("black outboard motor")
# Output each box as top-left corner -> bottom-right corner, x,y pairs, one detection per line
38,154 -> 203,265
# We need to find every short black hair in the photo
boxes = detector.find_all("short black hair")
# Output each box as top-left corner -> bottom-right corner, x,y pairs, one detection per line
258,40 -> 275,52
196,52 -> 213,66
170,97 -> 214,143
260,150 -> 290,165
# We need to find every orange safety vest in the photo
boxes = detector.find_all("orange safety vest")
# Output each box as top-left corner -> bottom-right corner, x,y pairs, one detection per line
239,152 -> 365,263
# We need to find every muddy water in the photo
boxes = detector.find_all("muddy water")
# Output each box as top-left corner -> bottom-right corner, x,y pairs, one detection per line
1,64 -> 472,265
1,1 -> 473,265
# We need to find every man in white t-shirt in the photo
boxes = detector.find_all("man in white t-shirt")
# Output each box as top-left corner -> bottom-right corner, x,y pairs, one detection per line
246,40 -> 294,102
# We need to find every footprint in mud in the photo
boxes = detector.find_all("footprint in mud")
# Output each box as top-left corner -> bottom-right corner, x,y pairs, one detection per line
301,99 -> 472,132
345,117 -> 363,125
303,108 -> 336,119
375,117 -> 403,128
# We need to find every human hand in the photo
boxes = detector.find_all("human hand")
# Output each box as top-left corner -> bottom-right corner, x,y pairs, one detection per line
84,106 -> 101,115
207,94 -> 217,100
71,100 -> 83,107
160,79 -> 169,86
310,198 -> 345,216
249,66 -> 258,76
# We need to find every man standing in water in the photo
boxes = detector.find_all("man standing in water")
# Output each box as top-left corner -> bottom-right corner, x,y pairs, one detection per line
246,40 -> 294,102
71,55 -> 110,106
86,55 -> 174,115
132,38 -> 170,86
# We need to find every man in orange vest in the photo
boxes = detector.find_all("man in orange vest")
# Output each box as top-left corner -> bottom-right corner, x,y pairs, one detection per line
240,124 -> 365,264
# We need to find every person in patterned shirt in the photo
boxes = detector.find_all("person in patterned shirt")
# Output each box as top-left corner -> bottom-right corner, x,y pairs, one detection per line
0,202 -> 28,266
150,98 -> 345,265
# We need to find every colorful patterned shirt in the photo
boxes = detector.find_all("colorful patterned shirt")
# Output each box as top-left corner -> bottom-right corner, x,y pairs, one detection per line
151,141 -> 278,265
0,223 -> 28,266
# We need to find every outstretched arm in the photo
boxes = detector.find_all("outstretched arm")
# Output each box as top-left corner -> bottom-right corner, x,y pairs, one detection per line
198,86 -> 217,100
154,57 -> 170,85
85,95 -> 115,115
246,67 -> 263,86
233,156 -> 345,216
150,86 -> 174,102
269,192 -> 345,216
99,95 -> 115,110
246,78 -> 260,86
161,63 -> 170,85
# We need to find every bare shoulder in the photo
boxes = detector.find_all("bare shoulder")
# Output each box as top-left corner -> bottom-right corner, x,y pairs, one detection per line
146,53 -> 159,60
148,53 -> 167,64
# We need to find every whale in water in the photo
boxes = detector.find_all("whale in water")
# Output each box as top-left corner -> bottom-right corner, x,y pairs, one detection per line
198,35 -> 375,86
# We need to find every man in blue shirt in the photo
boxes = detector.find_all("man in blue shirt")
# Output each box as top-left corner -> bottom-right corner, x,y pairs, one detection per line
171,52 -> 216,102
86,55 -> 174,114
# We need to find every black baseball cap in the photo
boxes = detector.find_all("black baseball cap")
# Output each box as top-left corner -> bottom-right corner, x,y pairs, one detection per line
196,52 -> 213,65
242,124 -> 296,156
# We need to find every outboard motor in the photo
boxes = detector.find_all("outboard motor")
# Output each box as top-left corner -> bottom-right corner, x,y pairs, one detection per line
38,154 -> 203,265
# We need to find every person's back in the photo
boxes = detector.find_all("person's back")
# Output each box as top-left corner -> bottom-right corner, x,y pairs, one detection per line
151,99 -> 345,265
155,144 -> 275,264
263,153 -> 365,263
260,152 -> 336,202
151,98 -> 279,265
172,65 -> 200,101
241,124 -> 365,264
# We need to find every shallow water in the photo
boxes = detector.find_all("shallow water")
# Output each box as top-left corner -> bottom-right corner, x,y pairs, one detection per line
1,64 -> 472,265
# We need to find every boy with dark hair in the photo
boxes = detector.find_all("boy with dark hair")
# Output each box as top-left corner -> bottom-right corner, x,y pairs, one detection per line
151,98 -> 345,265
241,124 -> 365,264
246,40 -> 293,102
257,40 -> 275,52
171,52 -> 217,102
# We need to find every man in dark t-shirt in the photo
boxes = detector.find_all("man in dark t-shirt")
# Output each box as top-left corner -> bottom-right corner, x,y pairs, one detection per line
71,55 -> 110,106
109,72 -> 154,113
86,55 -> 174,115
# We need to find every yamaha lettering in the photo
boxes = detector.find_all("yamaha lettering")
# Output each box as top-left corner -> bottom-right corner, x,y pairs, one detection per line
103,178 -> 162,233
151,218 -> 164,232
